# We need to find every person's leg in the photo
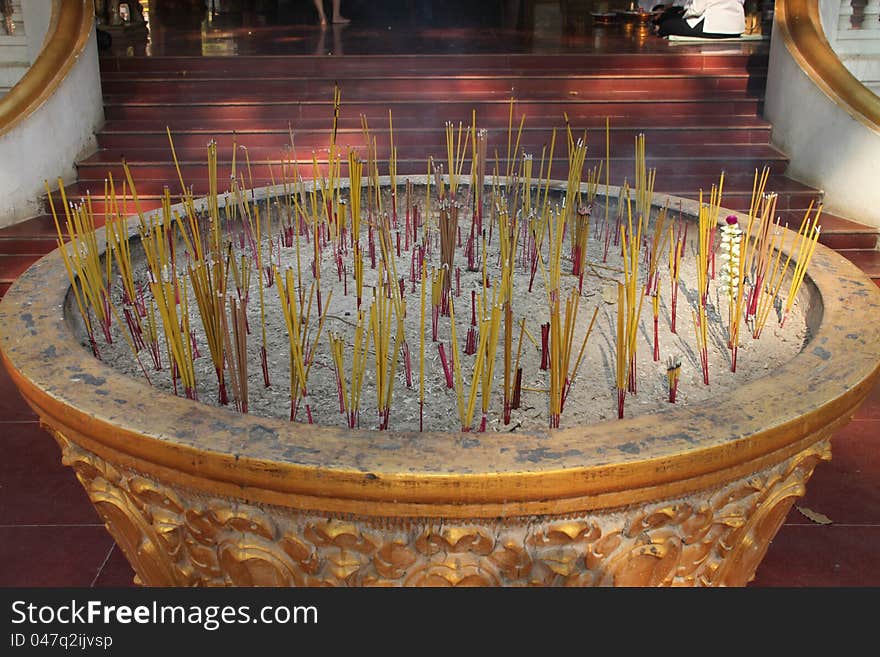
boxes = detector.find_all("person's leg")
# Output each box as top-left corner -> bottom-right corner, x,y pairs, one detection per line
331,0 -> 349,24
656,15 -> 705,37
313,0 -> 327,26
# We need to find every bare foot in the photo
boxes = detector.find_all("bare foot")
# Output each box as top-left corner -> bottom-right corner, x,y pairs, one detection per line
332,15 -> 351,24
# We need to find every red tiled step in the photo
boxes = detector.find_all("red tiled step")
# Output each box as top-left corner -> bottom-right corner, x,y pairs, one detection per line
808,212 -> 880,251
60,170 -> 805,207
98,52 -> 769,77
102,98 -> 765,122
0,237 -> 57,256
97,124 -> 773,151
99,73 -> 766,100
99,67 -> 765,81
72,163 -> 791,195
76,141 -> 787,170
0,254 -> 43,284
0,214 -> 60,238
64,170 -> 806,195
836,249 -> 880,280
98,113 -> 773,133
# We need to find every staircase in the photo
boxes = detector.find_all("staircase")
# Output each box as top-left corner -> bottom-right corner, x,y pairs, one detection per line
2,47 -> 877,299
88,52 -> 787,214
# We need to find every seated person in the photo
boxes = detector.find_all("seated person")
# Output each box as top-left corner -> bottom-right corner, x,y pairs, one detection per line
654,0 -> 745,38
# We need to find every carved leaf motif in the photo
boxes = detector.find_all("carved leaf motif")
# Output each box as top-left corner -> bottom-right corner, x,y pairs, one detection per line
528,520 -> 601,547
187,543 -> 222,580
679,508 -> 714,544
184,508 -> 222,545
415,526 -> 495,556
305,520 -> 377,553
488,541 -> 533,581
218,541 -> 301,587
128,477 -> 185,515
280,535 -> 322,575
374,541 -> 418,579
626,505 -> 693,538
404,557 -> 500,587
609,536 -> 683,587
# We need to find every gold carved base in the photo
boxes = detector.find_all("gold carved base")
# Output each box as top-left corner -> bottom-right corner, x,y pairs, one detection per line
49,426 -> 831,587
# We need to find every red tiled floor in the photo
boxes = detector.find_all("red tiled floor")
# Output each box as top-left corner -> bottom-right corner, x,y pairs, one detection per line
0,421 -> 64,475
92,546 -> 136,588
785,420 -> 880,525
750,525 -> 880,587
0,361 -> 38,422
0,254 -> 43,282
854,378 -> 880,420
0,472 -> 100,526
0,526 -> 115,587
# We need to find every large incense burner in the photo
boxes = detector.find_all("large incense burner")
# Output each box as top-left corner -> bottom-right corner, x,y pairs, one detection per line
2,170 -> 879,586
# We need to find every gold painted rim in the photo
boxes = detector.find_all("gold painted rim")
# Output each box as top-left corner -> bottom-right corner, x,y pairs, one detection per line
0,0 -> 93,139
776,0 -> 880,132
2,182 -> 880,518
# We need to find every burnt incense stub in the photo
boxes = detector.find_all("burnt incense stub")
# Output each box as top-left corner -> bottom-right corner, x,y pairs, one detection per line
1,181 -> 879,587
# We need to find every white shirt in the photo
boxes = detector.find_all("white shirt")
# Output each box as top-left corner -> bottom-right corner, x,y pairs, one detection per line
683,0 -> 746,35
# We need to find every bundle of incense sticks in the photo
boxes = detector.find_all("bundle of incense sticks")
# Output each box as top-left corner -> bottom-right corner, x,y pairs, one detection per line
781,204 -> 822,328
46,180 -> 153,383
223,296 -> 249,413
369,274 -> 404,430
438,200 -> 457,309
276,271 -> 332,424
252,203 -> 271,387
105,192 -> 145,359
634,133 -> 656,224
53,188 -> 114,346
419,262 -> 428,430
430,266 -> 445,341
472,127 -> 488,235
447,293 -> 498,433
668,211 -> 688,333
644,204 -> 670,297
743,192 -> 778,323
666,356 -> 681,403
652,289 -> 661,362
620,191 -> 645,394
751,214 -> 791,339
570,204 -> 591,291
690,176 -> 723,384
446,120 -> 469,200
498,206 -> 520,425
615,282 -> 628,418
504,98 -> 527,193
328,311 -> 369,429
477,292 -> 504,432
728,167 -> 770,371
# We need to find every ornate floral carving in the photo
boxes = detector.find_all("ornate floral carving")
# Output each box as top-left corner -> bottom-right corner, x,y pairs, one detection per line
44,422 -> 832,587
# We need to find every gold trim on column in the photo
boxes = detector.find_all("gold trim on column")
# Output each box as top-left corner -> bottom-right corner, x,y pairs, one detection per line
0,0 -> 93,138
776,0 -> 880,131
